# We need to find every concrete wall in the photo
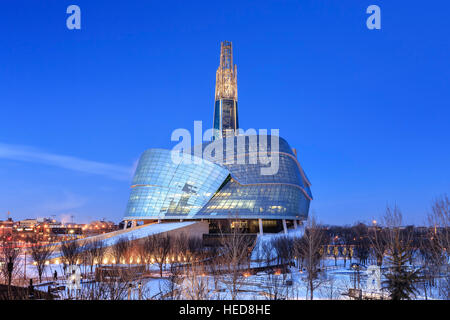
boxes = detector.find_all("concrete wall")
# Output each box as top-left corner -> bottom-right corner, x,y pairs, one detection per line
48,221 -> 209,264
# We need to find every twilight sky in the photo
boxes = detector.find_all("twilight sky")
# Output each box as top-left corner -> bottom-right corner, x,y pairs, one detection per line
0,0 -> 449,225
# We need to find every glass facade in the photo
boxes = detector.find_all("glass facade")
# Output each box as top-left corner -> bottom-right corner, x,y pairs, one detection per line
213,99 -> 239,139
193,135 -> 311,220
124,149 -> 230,220
124,135 -> 312,221
196,179 -> 310,220
192,135 -> 311,192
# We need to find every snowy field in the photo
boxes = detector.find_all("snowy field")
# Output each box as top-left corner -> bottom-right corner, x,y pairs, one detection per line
3,228 -> 446,300
7,254 -> 443,300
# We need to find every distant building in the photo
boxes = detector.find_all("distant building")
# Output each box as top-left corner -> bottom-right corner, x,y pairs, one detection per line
49,225 -> 83,238
11,218 -> 85,242
82,220 -> 118,236
0,218 -> 13,239
15,218 -> 38,230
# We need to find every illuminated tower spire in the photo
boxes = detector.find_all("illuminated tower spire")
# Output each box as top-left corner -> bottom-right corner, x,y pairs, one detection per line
215,41 -> 238,101
213,41 -> 239,140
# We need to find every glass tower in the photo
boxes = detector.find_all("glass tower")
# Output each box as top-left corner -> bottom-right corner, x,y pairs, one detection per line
213,41 -> 239,140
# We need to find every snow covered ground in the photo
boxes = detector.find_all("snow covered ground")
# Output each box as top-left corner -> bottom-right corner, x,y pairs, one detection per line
6,226 -> 446,300
8,255 -> 445,300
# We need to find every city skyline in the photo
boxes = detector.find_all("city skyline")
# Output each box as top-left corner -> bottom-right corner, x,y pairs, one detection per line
1,1 -> 449,225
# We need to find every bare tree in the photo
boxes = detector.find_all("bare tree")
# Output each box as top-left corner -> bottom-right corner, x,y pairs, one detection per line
179,263 -> 213,300
293,237 -> 306,270
428,195 -> 450,251
92,239 -> 106,267
218,219 -> 254,300
294,215 -> 326,300
30,244 -> 54,283
61,240 -> 81,267
370,226 -> 388,267
261,270 -> 288,300
85,239 -> 106,275
172,233 -> 188,264
427,195 -> 449,299
417,235 -> 437,300
59,265 -> 142,300
144,233 -> 172,277
159,261 -> 183,300
172,233 -> 204,265
135,241 -> 149,271
111,237 -> 131,265
353,223 -> 370,266
1,243 -> 21,298
271,236 -> 294,274
332,246 -> 339,267
319,275 -> 342,300
187,236 -> 206,262
336,227 -> 355,268
204,244 -> 222,293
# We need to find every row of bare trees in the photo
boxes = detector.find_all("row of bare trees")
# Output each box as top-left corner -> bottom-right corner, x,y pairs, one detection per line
322,196 -> 449,299
2,195 -> 447,300
252,196 -> 449,300
251,216 -> 330,300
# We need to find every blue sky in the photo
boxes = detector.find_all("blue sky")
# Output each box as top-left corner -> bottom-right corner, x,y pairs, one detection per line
0,1 -> 449,225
